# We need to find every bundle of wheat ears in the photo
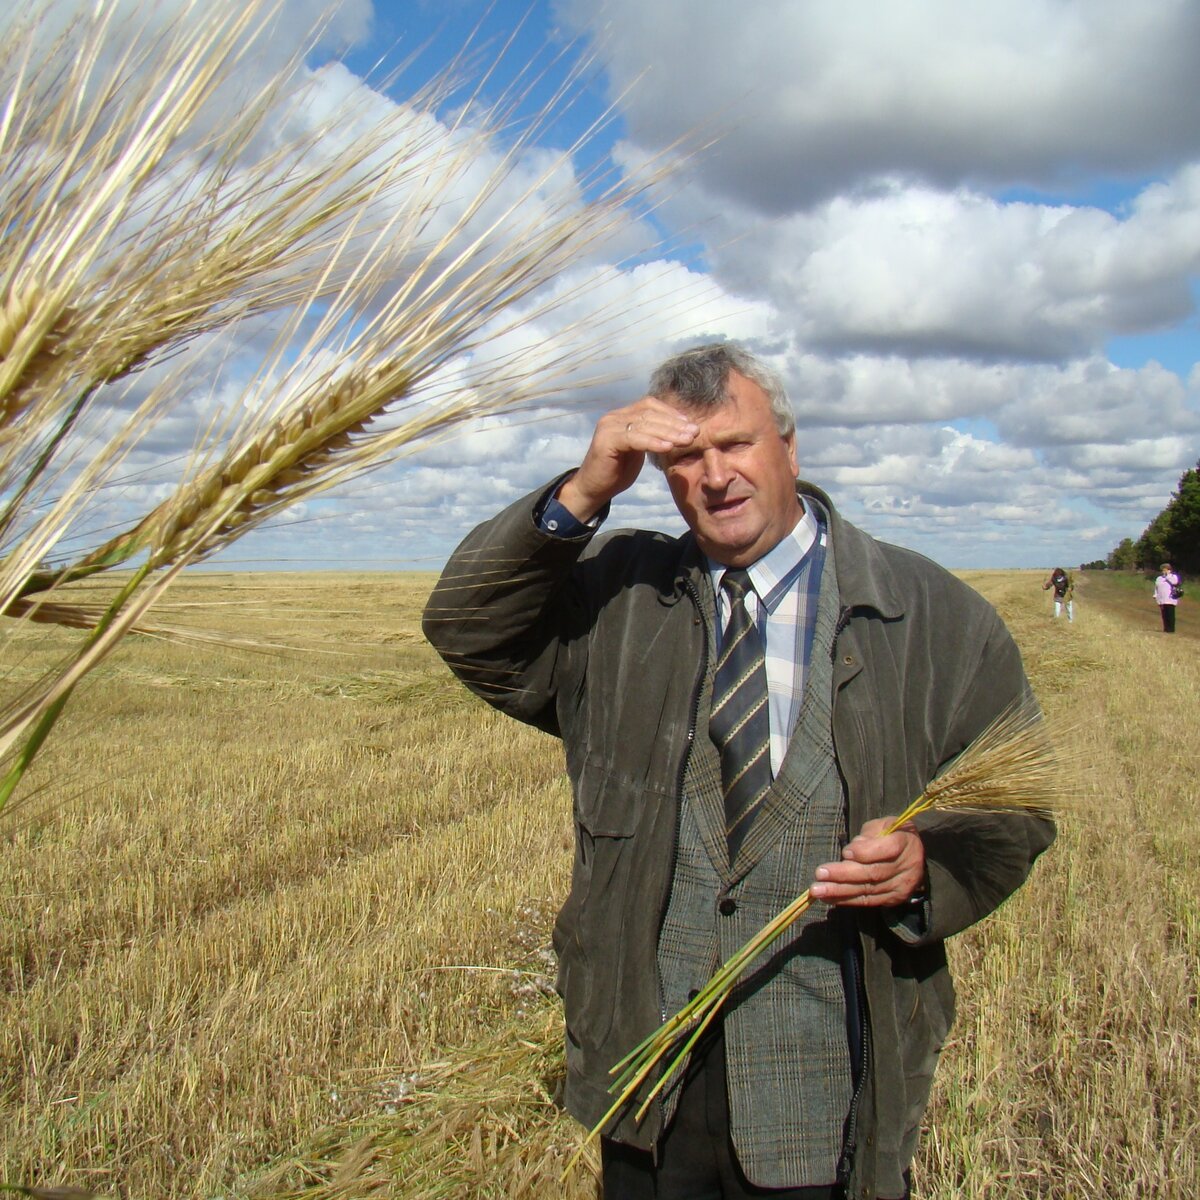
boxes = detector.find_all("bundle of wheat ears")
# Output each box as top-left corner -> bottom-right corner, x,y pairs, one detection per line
565,700 -> 1065,1177
0,0 -> 671,813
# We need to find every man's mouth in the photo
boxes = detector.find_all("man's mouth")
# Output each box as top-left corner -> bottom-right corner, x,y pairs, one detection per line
707,496 -> 749,516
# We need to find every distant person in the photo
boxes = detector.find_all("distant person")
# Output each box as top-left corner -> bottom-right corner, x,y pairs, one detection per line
1154,562 -> 1182,633
1042,567 -> 1074,621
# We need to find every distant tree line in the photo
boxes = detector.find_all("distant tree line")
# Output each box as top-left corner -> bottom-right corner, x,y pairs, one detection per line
1102,460 -> 1200,574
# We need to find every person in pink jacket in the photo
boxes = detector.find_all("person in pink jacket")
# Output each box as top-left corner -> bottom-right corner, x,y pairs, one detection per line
1154,562 -> 1182,633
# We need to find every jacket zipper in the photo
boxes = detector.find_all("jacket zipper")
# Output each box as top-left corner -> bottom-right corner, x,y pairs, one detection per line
832,607 -> 868,1189
833,604 -> 852,643
837,919 -> 870,1188
649,577 -> 708,1159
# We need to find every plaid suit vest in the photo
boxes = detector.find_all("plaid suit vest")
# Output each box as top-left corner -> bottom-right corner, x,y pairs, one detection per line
656,528 -> 851,1189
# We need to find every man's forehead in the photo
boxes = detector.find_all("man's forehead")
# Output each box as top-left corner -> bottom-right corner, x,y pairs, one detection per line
671,390 -> 775,432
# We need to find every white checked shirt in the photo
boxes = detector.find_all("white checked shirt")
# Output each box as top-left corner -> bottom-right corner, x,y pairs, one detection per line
709,501 -> 827,776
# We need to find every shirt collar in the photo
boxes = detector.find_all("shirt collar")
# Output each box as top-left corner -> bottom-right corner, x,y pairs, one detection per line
707,500 -> 822,613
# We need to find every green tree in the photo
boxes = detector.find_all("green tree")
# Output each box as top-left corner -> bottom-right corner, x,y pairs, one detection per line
1164,461 -> 1200,574
1137,510 -> 1172,571
1110,459 -> 1200,575
1107,537 -> 1137,570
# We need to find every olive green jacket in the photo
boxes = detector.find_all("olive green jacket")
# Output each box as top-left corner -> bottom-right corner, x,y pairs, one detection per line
422,478 -> 1055,1199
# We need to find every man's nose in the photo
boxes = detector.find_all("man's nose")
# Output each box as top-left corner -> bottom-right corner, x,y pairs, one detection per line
700,448 -> 731,489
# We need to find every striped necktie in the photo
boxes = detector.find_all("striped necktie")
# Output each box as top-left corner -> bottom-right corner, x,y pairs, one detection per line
710,568 -> 772,857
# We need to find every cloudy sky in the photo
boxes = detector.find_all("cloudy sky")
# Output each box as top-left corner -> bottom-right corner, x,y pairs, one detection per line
28,0 -> 1200,570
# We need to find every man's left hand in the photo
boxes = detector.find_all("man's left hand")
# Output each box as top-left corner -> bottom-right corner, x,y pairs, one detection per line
810,819 -> 926,908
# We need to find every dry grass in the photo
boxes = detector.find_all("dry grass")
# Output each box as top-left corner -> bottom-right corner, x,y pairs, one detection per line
1,573 -> 581,1197
0,568 -> 1196,1198
244,1001 -> 598,1200
921,570 -> 1200,1197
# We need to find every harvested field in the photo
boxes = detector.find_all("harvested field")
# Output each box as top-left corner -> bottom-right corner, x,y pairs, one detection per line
0,569 -> 1196,1198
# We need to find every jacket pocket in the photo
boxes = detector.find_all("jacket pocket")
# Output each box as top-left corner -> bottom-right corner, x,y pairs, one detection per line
556,754 -> 648,1052
894,954 -> 956,1147
573,752 -> 643,836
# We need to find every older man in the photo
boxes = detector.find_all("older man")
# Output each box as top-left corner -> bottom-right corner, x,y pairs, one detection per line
423,343 -> 1053,1200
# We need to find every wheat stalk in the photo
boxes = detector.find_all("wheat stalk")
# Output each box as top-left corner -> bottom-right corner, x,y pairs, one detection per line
563,701 -> 1064,1177
0,7 -> 422,446
0,0 -> 678,812
0,0 -> 487,506
54,111 -> 669,575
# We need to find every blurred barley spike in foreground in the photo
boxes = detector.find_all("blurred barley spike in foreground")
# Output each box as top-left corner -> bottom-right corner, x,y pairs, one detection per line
0,0 -> 673,813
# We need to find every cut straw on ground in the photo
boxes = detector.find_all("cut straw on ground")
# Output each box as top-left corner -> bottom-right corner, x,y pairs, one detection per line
241,999 -> 598,1200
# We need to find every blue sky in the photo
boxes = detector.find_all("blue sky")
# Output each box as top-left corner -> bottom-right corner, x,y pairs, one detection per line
22,0 -> 1200,572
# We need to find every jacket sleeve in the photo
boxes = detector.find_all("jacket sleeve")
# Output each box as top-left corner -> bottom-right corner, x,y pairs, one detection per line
421,477 -> 595,737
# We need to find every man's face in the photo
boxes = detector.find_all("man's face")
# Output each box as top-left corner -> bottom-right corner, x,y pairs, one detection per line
659,371 -> 800,568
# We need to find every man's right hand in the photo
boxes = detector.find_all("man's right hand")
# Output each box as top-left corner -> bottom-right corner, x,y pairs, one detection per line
556,397 -> 700,522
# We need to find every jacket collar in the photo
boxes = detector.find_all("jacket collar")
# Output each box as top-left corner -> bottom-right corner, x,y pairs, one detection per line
666,533 -> 710,605
799,479 -> 906,621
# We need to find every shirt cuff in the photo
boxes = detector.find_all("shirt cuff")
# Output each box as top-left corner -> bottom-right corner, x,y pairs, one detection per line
533,479 -> 604,538
886,881 -> 930,944
888,899 -> 929,942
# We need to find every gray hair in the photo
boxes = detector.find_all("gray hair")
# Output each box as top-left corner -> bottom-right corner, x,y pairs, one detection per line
648,342 -> 794,438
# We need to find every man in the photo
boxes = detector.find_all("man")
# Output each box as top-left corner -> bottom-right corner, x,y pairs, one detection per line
423,343 -> 1054,1199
